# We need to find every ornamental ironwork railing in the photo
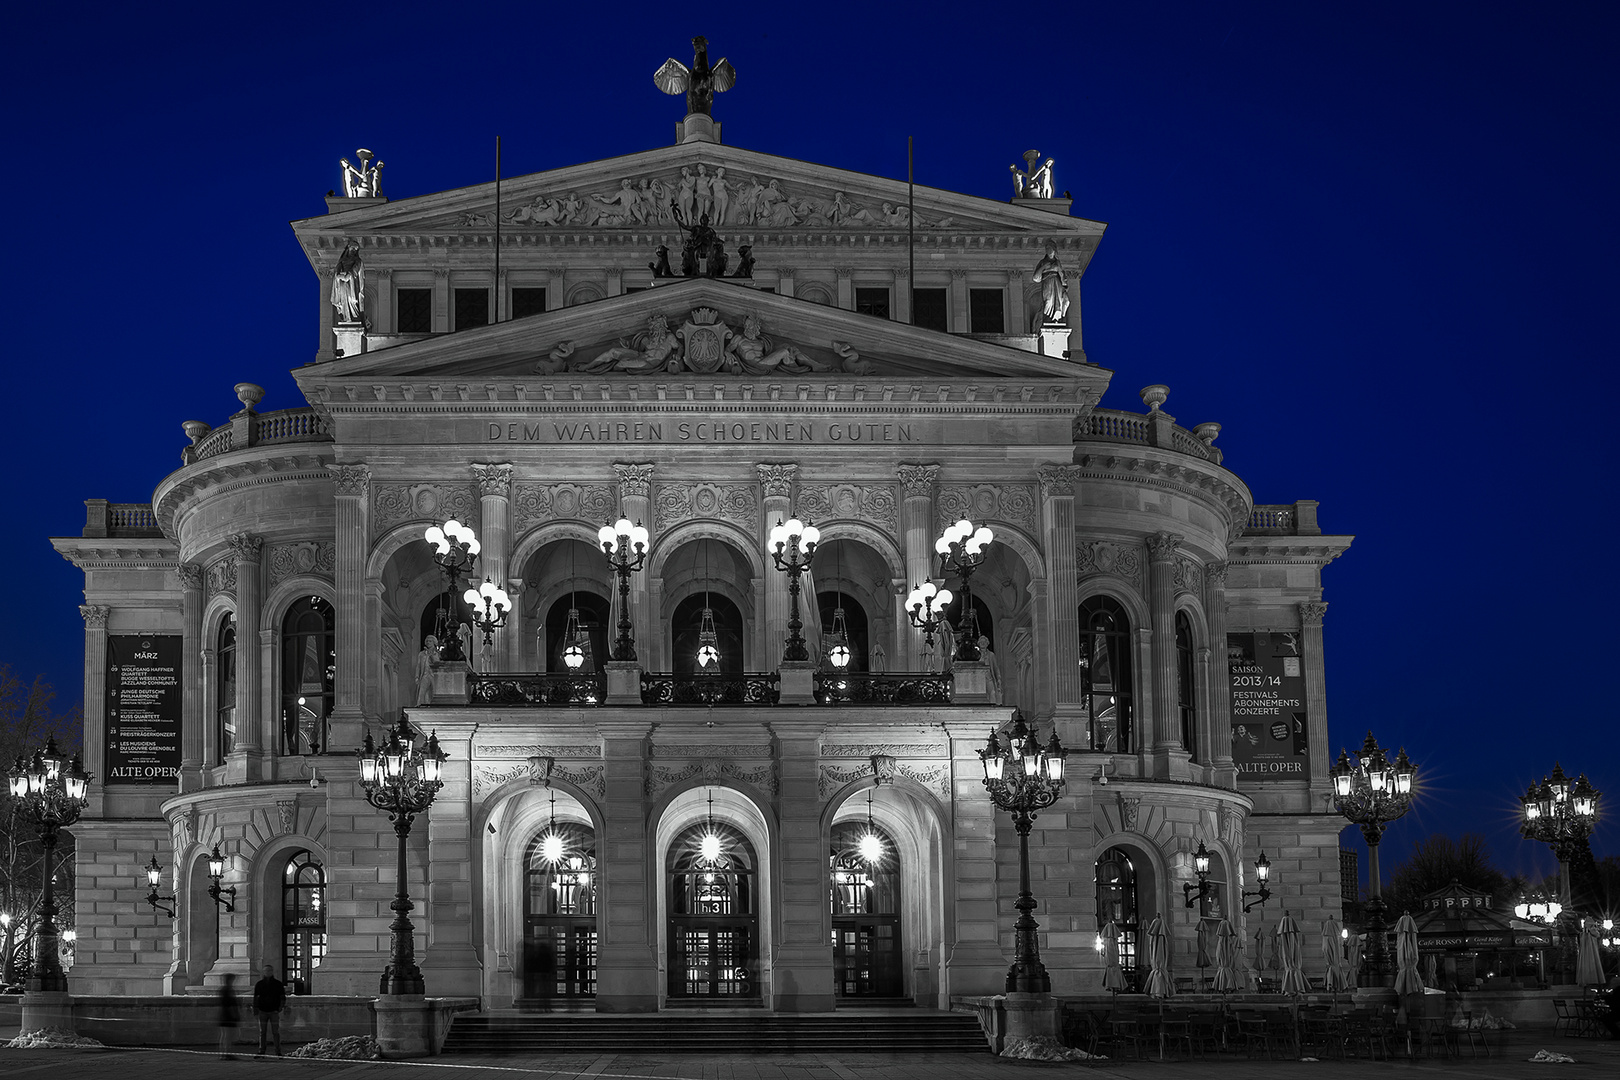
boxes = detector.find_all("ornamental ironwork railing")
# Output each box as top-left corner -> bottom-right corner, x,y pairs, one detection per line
468,672 -> 605,706
640,671 -> 780,706
813,671 -> 953,705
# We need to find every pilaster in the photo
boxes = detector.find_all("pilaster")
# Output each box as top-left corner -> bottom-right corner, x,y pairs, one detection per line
472,463 -> 513,672
1207,562 -> 1235,786
422,726 -> 482,994
595,724 -> 657,1011
942,722 -> 1011,997
771,722 -> 834,1011
1299,600 -> 1331,789
329,465 -> 370,752
80,605 -> 110,817
226,533 -> 265,781
505,579 -> 526,672
614,463 -> 655,660
1038,465 -> 1083,743
896,463 -> 939,670
1147,533 -> 1184,774
179,563 -> 205,792
757,463 -> 797,665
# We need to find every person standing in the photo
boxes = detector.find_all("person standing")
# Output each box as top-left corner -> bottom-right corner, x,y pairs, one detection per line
217,973 -> 240,1059
253,964 -> 285,1056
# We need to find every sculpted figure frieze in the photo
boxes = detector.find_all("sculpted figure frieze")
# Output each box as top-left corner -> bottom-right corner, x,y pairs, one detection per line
538,309 -> 874,377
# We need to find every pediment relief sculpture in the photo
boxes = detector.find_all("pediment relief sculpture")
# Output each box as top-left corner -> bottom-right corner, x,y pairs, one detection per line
537,309 -> 873,377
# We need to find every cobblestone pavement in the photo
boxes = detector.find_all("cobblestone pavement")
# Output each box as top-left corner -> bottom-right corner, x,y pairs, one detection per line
2,1032 -> 1619,1080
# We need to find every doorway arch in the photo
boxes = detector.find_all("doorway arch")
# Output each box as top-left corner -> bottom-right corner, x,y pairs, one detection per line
1097,846 -> 1142,992
522,820 -> 597,1001
666,820 -> 760,1000
830,819 -> 903,998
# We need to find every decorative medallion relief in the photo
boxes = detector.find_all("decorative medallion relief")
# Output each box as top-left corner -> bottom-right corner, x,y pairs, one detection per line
645,759 -> 779,800
205,558 -> 237,599
936,484 -> 1038,538
1173,555 -> 1203,597
821,742 -> 948,758
473,762 -> 605,802
1076,540 -> 1144,592
268,542 -> 336,588
655,483 -> 759,533
796,483 -> 897,534
374,484 -> 479,533
512,483 -> 615,532
817,761 -> 949,801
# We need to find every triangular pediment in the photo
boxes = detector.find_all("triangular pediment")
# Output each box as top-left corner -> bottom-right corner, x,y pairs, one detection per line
293,142 -> 1103,260
298,279 -> 1107,392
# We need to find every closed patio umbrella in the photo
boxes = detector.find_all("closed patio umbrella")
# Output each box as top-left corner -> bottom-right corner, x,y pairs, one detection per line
1144,914 -> 1174,998
1196,918 -> 1217,988
1101,920 -> 1129,992
1278,912 -> 1309,995
1213,918 -> 1241,993
1252,921 -> 1274,989
1393,914 -> 1424,996
1577,919 -> 1605,987
1322,917 -> 1351,992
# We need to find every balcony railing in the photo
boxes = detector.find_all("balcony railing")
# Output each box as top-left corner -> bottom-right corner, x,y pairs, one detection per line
468,672 -> 605,706
641,671 -> 781,706
186,407 -> 334,464
1075,408 -> 1219,463
813,671 -> 953,705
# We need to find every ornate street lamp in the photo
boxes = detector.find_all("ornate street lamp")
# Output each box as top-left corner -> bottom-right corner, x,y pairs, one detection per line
598,517 -> 650,662
1520,764 -> 1600,914
978,710 -> 1067,992
5,736 -> 92,992
1241,851 -> 1274,913
1182,839 -> 1214,908
935,518 -> 993,661
905,580 -> 954,650
463,577 -> 512,651
767,516 -> 820,663
425,519 -> 480,661
207,843 -> 238,912
1330,731 -> 1417,986
356,717 -> 447,995
143,855 -> 177,918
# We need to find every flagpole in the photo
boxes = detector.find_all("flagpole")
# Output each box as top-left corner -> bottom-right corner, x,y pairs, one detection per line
494,135 -> 503,323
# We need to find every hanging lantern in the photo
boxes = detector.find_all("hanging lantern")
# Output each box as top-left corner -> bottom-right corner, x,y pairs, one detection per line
697,606 -> 720,668
828,606 -> 851,669
562,607 -> 589,670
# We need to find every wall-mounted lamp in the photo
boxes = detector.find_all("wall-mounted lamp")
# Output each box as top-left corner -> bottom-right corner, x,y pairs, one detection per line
1182,839 -> 1214,908
143,854 -> 177,919
207,843 -> 238,912
1241,851 -> 1273,913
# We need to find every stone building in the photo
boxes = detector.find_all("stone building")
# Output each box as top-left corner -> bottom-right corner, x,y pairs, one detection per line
50,77 -> 1352,1014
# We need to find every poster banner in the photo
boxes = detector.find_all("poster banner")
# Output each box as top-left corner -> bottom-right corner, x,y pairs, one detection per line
1227,632 -> 1308,779
106,634 -> 183,784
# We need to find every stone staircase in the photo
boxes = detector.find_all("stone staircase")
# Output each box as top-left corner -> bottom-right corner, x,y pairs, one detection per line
440,1010 -> 989,1055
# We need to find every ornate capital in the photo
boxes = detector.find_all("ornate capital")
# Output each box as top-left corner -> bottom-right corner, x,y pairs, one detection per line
614,463 -> 655,499
1299,600 -> 1329,628
177,563 -> 204,591
1206,560 -> 1229,589
1147,532 -> 1183,561
894,267 -> 910,280
835,267 -> 854,280
756,463 -> 798,499
80,604 -> 110,629
1037,463 -> 1081,499
227,533 -> 263,564
896,463 -> 939,498
950,268 -> 968,280
433,267 -> 450,279
472,462 -> 514,498
327,463 -> 371,496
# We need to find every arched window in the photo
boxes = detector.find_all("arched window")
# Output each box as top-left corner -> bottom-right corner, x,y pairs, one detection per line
829,818 -> 903,998
1176,611 -> 1199,762
1096,846 -> 1140,991
816,591 -> 869,672
524,821 -> 598,999
282,850 -> 325,994
280,596 -> 333,755
216,615 -> 236,763
544,594 -> 610,674
667,820 -> 758,999
670,593 -> 744,676
1079,596 -> 1133,752
942,593 -> 994,655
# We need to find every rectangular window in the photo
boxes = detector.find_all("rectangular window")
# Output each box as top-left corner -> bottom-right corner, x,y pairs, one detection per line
396,288 -> 431,334
454,288 -> 490,330
912,288 -> 947,331
969,288 -> 1006,334
855,287 -> 891,319
511,287 -> 547,319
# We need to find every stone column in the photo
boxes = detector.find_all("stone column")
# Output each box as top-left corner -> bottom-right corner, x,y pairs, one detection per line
80,605 -> 110,816
328,465 -> 370,753
1147,533 -> 1185,774
179,563 -> 205,793
1038,465 -> 1083,743
949,269 -> 969,332
896,464 -> 939,671
835,267 -> 854,310
614,464 -> 655,659
1025,577 -> 1052,722
315,267 -> 336,362
373,268 -> 392,336
1133,626 -> 1154,760
259,628 -> 277,757
422,725 -> 481,994
505,579 -> 526,672
942,722 -> 1012,997
772,722 -> 834,1010
757,464 -> 798,665
200,647 -> 217,767
227,533 -> 264,781
1206,562 -> 1235,785
893,268 -> 911,325
472,463 -> 513,671
1299,601 -> 1331,788
432,268 -> 450,332
596,723 -> 657,1011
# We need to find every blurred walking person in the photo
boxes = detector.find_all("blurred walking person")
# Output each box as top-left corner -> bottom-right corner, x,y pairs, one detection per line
217,972 -> 240,1059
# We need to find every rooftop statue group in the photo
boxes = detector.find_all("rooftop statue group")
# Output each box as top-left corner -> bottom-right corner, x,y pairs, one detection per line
536,309 -> 873,377
654,36 -> 736,117
339,148 -> 384,198
1010,149 -> 1055,199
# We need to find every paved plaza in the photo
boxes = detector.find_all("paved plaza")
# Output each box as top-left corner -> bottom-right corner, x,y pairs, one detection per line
3,1030 -> 1619,1080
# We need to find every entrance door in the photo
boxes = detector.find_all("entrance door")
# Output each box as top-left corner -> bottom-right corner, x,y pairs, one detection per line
524,821 -> 597,1000
830,819 -> 903,999
667,820 -> 759,1000
281,850 -> 326,994
1096,846 -> 1141,992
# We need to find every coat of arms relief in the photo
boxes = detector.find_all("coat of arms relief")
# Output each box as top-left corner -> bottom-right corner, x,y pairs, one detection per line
537,308 -> 872,377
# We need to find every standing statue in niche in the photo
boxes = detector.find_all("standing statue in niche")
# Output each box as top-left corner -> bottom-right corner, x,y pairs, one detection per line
1010,149 -> 1054,199
870,640 -> 888,675
1033,240 -> 1070,324
330,239 -> 365,325
653,36 -> 737,117
339,148 -> 384,198
414,635 -> 438,706
979,635 -> 1002,704
456,621 -> 475,666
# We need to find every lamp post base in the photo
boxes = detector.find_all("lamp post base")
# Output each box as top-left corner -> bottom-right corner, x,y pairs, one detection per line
20,990 -> 75,1035
999,991 -> 1062,1048
374,993 -> 434,1056
1006,959 -> 1052,994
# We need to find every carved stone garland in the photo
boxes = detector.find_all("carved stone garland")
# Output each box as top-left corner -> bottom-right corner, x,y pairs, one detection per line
936,484 -> 1038,537
373,483 -> 479,532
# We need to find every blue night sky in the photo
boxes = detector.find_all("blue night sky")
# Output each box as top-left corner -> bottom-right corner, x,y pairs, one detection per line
4,2 -> 1615,884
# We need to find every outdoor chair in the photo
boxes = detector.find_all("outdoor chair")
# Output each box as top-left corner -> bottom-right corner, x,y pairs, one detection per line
1189,1012 -> 1223,1057
1300,1012 -> 1345,1060
1416,1016 -> 1456,1059
1236,1011 -> 1278,1059
1458,1011 -> 1491,1057
1552,998 -> 1575,1036
1108,1014 -> 1148,1060
1159,1013 -> 1195,1060
1573,1000 -> 1600,1038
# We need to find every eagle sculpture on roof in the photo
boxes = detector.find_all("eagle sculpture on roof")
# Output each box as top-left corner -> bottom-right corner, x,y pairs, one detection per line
654,36 -> 736,117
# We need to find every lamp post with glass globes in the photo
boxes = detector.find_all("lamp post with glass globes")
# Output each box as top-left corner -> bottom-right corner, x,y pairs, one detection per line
935,519 -> 993,661
598,517 -> 650,661
5,736 -> 92,992
424,519 -> 480,662
978,710 -> 1067,992
1330,732 -> 1416,987
905,580 -> 953,665
767,517 -> 820,663
463,577 -> 512,664
356,717 -> 446,995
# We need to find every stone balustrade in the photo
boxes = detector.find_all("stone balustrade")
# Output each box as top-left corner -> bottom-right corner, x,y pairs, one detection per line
82,500 -> 164,538
1075,407 -> 1221,463
184,407 -> 333,465
1243,501 -> 1321,536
